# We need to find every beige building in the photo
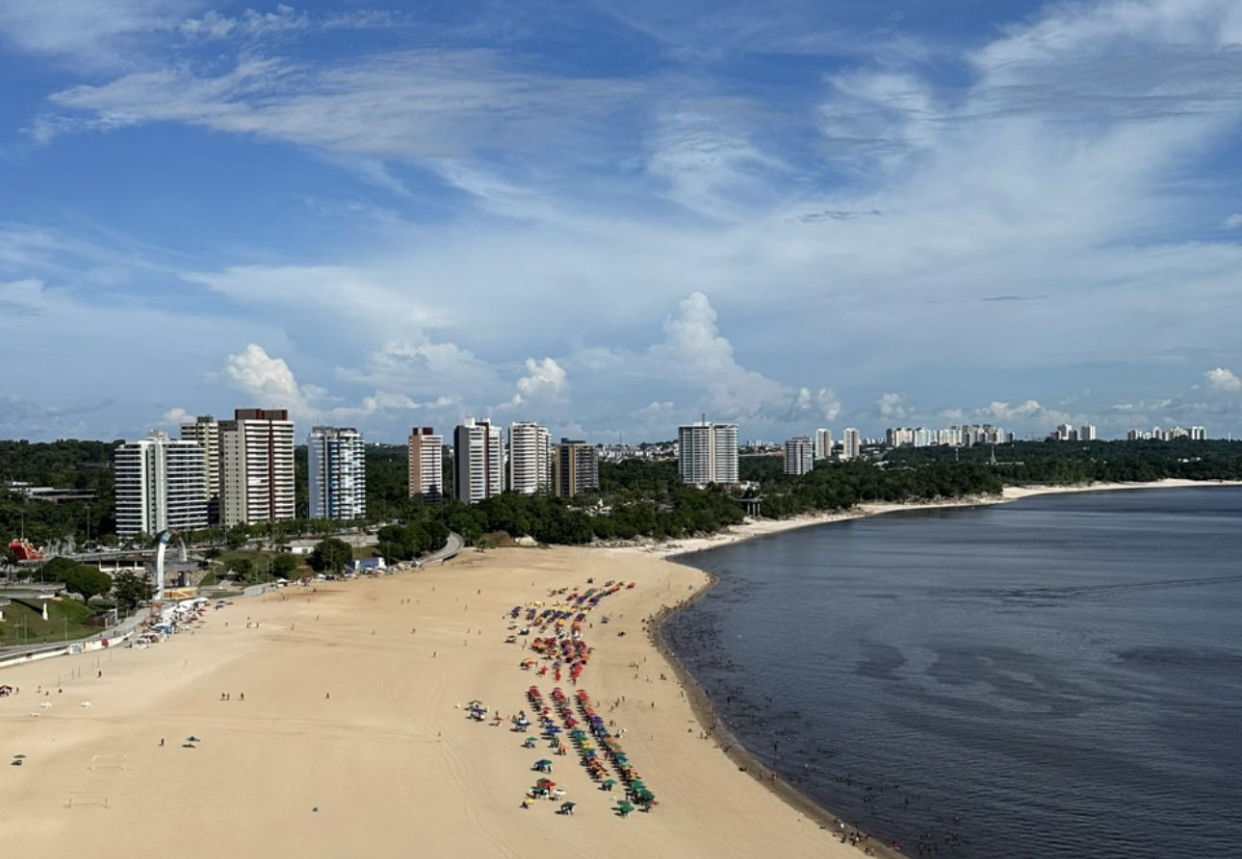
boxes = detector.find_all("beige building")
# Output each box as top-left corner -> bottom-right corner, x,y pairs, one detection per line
407,427 -> 444,503
553,439 -> 599,498
179,414 -> 221,521
219,408 -> 296,526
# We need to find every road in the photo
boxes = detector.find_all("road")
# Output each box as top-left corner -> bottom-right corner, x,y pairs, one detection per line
417,531 -> 463,566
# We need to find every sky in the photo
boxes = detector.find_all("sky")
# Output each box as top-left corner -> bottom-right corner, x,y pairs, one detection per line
2,0 -> 1242,444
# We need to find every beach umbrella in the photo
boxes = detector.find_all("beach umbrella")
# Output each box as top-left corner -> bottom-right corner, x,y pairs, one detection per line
617,800 -> 634,817
602,779 -> 616,789
185,736 -> 201,742
535,758 -> 552,767
537,778 -> 556,788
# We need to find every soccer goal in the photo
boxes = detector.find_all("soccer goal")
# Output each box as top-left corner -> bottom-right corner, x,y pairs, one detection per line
65,791 -> 110,809
89,754 -> 129,772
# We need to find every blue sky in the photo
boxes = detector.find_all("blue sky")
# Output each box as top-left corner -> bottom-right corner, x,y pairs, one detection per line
2,0 -> 1242,443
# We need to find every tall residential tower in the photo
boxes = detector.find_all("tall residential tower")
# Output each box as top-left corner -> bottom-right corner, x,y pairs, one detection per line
453,418 -> 504,504
509,422 -> 551,495
308,426 -> 366,521
407,427 -> 444,502
219,408 -> 296,526
678,421 -> 739,486
114,431 -> 208,538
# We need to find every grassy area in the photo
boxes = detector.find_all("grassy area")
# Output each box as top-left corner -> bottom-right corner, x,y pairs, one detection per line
0,597 -> 103,647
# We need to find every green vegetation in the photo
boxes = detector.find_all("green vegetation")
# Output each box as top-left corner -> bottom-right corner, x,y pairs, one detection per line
112,571 -> 152,612
884,439 -> 1242,483
308,538 -> 353,574
39,556 -> 113,601
0,597 -> 100,646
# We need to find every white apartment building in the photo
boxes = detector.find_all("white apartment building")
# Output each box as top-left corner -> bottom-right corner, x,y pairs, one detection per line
1080,424 -> 1098,441
115,431 -> 208,538
407,427 -> 444,502
814,428 -> 833,460
219,408 -> 296,526
841,428 -> 862,460
454,417 -> 504,504
509,422 -> 551,495
179,415 -> 221,517
784,436 -> 814,477
1190,426 -> 1207,440
678,421 -> 739,485
308,426 -> 366,521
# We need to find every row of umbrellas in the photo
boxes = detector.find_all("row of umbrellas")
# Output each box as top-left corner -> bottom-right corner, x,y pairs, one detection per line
574,689 -> 656,811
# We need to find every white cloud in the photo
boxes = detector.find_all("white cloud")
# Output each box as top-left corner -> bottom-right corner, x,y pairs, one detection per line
787,387 -> 842,422
649,291 -> 790,420
0,0 -> 192,68
1205,367 -> 1242,392
511,357 -> 568,406
221,343 -> 318,420
877,392 -> 911,420
160,407 -> 192,426
1223,214 -> 1242,229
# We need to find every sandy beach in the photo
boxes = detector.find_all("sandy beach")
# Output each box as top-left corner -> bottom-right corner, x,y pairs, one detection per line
3,477 -> 1237,858
0,546 -> 875,858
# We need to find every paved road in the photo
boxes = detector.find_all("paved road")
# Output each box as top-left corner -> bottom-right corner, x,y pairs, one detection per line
416,532 -> 463,567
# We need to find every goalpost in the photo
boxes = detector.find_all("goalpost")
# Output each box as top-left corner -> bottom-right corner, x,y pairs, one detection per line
66,791 -> 110,809
89,754 -> 129,772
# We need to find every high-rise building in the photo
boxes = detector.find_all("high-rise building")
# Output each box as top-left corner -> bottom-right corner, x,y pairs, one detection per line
308,426 -> 366,521
678,421 -> 739,485
784,436 -> 814,476
508,422 -> 551,495
814,428 -> 833,460
219,408 -> 296,526
841,428 -> 862,460
115,431 -> 208,538
553,439 -> 600,498
179,415 -> 221,522
407,427 -> 444,502
454,417 -> 504,504
1080,424 -> 1098,442
1190,426 -> 1207,440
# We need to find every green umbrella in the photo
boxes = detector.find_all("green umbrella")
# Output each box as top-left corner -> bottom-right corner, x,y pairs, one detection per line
12,754 -> 26,759
617,800 -> 634,816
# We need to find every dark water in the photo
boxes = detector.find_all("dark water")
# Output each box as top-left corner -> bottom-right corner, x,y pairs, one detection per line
667,488 -> 1242,859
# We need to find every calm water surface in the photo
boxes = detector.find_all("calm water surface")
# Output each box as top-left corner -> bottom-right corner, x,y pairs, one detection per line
667,488 -> 1242,859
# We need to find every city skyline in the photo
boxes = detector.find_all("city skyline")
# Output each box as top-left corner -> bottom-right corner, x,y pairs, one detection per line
2,1 -> 1242,443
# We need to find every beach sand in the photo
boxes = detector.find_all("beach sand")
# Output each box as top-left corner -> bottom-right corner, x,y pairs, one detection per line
0,547 -> 872,858
3,477 -> 1236,857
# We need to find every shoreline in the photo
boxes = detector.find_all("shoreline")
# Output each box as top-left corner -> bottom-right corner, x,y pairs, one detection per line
620,477 -> 1242,562
644,477 -> 1242,857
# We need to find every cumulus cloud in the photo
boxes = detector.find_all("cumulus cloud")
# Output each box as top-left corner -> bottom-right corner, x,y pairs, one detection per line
877,392 -> 911,420
512,357 -> 568,406
160,407 -> 192,426
787,387 -> 842,422
1205,367 -> 1242,392
1223,214 -> 1242,229
221,344 -> 318,420
649,291 -> 789,420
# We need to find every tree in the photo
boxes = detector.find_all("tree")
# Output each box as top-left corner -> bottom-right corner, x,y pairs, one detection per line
309,538 -> 353,575
225,523 -> 250,550
271,553 -> 300,578
232,559 -> 254,581
113,571 -> 153,611
59,565 -> 113,601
